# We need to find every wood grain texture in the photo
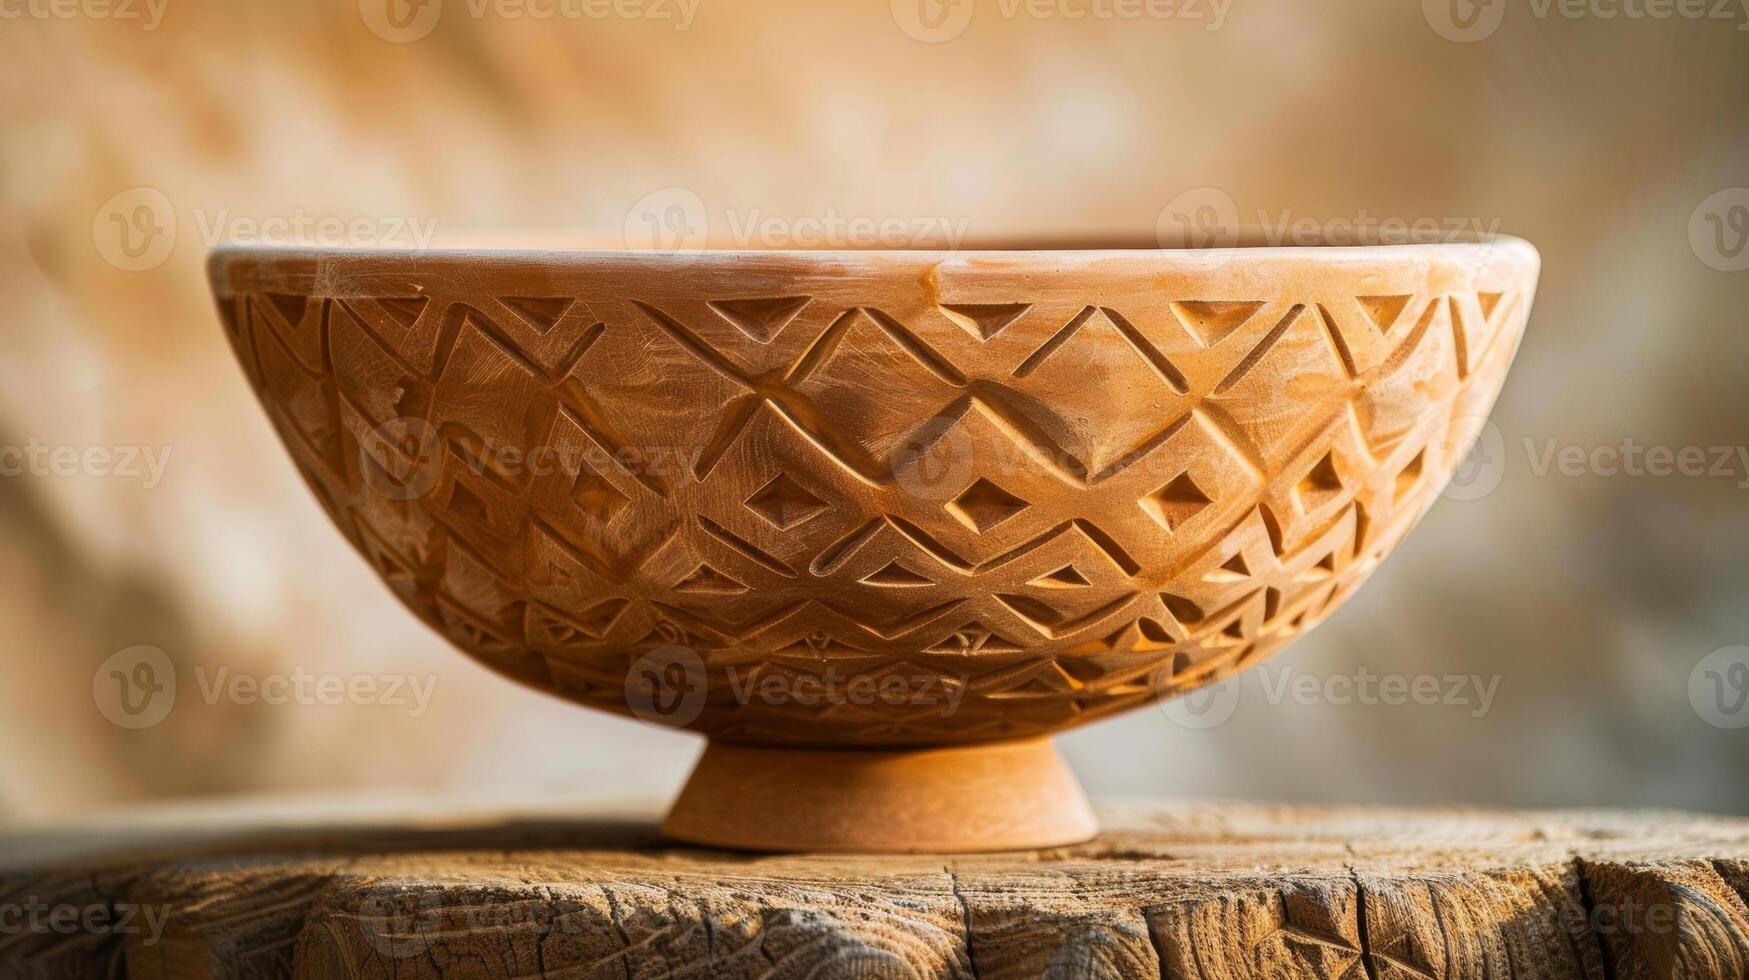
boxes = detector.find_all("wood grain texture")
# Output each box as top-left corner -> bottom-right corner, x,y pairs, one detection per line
5,802 -> 1748,979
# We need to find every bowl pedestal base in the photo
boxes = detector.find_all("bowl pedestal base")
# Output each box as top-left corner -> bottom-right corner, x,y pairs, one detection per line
660,738 -> 1098,853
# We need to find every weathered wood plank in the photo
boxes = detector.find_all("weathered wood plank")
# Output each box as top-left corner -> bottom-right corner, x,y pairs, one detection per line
3,804 -> 1748,979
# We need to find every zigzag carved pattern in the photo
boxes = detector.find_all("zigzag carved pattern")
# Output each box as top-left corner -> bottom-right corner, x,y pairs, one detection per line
215,249 -> 1535,745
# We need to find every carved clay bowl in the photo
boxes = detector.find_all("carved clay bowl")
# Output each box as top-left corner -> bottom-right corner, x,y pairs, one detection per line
209,239 -> 1539,852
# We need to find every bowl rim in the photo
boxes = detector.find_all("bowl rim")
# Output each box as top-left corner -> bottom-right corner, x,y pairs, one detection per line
206,234 -> 1537,265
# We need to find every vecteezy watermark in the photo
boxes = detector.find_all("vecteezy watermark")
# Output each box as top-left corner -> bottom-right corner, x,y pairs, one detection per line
720,210 -> 973,250
1690,646 -> 1749,729
623,187 -> 974,253
1257,665 -> 1500,717
93,188 -> 176,272
1160,664 -> 1502,729
350,888 -> 714,961
192,666 -> 438,718
1155,188 -> 1501,273
1159,676 -> 1241,729
0,439 -> 174,489
623,187 -> 710,254
724,667 -> 966,718
0,898 -> 171,948
365,411 -> 1201,510
1529,891 -> 1678,938
625,645 -> 708,727
1424,0 -> 1749,42
93,647 -> 439,730
193,208 -> 440,250
624,646 -> 967,729
357,0 -> 443,42
0,0 -> 168,30
1154,187 -> 1245,271
360,417 -> 442,502
890,416 -> 980,503
1157,187 -> 1500,251
1429,416 -> 1508,503
1524,437 -> 1749,489
93,646 -> 178,730
891,0 -> 1230,43
1256,208 -> 1501,247
1690,188 -> 1749,272
358,416 -> 725,502
94,191 -> 443,271
358,0 -> 698,43
1413,423 -> 1749,503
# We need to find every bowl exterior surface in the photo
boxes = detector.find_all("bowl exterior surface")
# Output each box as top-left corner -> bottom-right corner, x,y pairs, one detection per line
211,243 -> 1538,746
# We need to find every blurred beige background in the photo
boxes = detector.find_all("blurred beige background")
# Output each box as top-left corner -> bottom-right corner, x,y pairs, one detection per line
1,0 -> 1746,823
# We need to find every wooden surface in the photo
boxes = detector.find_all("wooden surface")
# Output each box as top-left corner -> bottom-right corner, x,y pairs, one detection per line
4,801 -> 1749,979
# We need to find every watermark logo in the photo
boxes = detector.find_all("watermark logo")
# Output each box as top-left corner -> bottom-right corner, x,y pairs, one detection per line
474,0 -> 698,28
192,667 -> 438,718
0,898 -> 171,947
625,645 -> 708,727
1156,190 -> 1501,261
722,210 -> 972,250
362,0 -> 698,42
1690,188 -> 1749,272
624,186 -> 709,259
1400,423 -> 1749,503
724,666 -> 966,717
194,208 -> 441,249
1690,645 -> 1749,729
0,439 -> 174,488
1159,676 -> 1242,729
1428,0 -> 1749,41
1160,665 -> 1502,729
360,417 -> 443,502
891,416 -> 979,502
1427,415 -> 1507,502
353,889 -> 443,959
356,422 -> 734,502
1530,892 -> 1677,938
893,0 -> 1229,41
93,648 -> 440,729
891,0 -> 974,41
1259,209 -> 1500,247
0,0 -> 168,30
1156,187 -> 1241,269
623,647 -> 968,726
359,0 -> 443,40
1524,437 -> 1749,488
98,191 -> 445,265
1423,0 -> 1506,42
93,188 -> 176,272
623,188 -> 973,253
93,645 -> 177,730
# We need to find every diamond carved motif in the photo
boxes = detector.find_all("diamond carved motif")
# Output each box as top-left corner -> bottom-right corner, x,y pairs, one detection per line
571,460 -> 630,520
676,564 -> 748,595
939,302 -> 1030,341
1295,451 -> 1344,513
1141,472 -> 1213,533
947,478 -> 1030,533
744,473 -> 828,529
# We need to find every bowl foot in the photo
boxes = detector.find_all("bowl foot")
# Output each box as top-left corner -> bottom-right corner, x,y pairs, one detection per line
661,738 -> 1097,853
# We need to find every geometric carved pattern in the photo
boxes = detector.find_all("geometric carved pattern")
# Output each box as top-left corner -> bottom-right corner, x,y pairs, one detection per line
1142,472 -> 1213,532
211,243 -> 1539,745
744,472 -> 827,529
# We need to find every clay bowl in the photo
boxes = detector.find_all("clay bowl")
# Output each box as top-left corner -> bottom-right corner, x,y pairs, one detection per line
209,238 -> 1539,852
